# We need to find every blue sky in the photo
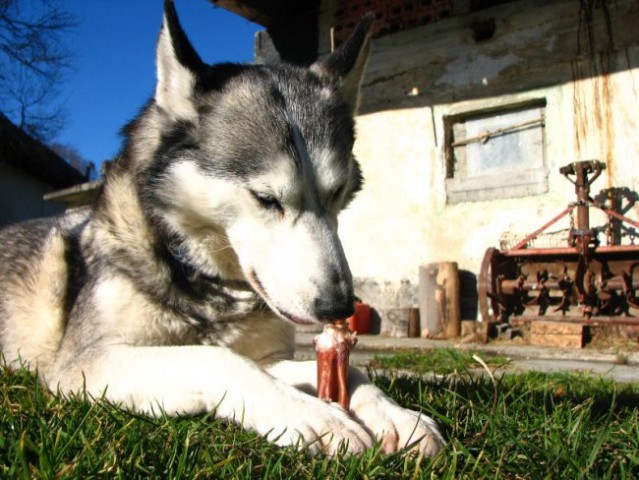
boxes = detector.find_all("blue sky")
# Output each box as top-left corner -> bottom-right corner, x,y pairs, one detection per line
55,0 -> 261,167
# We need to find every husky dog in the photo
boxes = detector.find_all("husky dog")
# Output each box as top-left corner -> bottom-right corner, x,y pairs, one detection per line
0,0 -> 444,456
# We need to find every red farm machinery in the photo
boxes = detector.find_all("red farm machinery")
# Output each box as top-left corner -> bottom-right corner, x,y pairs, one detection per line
479,160 -> 639,329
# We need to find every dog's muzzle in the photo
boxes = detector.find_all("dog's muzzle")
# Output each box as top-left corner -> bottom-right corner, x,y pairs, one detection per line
313,287 -> 355,322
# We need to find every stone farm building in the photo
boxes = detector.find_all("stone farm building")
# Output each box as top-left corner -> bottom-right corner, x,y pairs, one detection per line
47,0 -> 639,333
214,0 -> 639,327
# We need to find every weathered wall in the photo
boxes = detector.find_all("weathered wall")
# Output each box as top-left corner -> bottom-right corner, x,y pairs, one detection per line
330,0 -> 639,317
0,162 -> 66,227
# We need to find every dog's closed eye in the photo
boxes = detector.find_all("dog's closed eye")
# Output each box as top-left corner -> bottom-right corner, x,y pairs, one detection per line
250,190 -> 283,213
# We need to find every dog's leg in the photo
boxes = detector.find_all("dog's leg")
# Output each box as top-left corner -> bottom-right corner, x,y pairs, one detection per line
267,360 -> 445,457
50,345 -> 373,455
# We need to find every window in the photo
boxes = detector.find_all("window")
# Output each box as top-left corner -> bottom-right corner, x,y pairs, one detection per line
444,100 -> 548,203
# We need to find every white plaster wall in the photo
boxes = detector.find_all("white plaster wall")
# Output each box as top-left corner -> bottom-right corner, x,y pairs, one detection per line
339,107 -> 441,281
339,63 -> 639,313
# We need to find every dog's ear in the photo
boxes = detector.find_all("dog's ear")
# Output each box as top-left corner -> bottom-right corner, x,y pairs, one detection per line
155,0 -> 203,120
311,14 -> 374,115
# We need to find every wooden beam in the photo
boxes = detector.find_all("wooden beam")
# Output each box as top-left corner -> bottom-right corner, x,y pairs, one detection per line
208,0 -> 273,26
209,0 -> 320,65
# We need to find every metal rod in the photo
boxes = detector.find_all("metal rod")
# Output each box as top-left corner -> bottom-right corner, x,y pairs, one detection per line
599,207 -> 639,230
451,118 -> 544,147
504,244 -> 639,257
509,205 -> 575,251
511,316 -> 639,326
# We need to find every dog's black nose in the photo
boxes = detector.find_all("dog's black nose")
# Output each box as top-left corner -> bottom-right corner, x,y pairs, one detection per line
314,293 -> 355,322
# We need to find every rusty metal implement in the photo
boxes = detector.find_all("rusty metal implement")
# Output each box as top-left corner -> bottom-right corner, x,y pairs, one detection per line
479,160 -> 639,326
314,320 -> 357,409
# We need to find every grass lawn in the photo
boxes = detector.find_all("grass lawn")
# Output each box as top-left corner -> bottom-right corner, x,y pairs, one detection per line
1,352 -> 639,479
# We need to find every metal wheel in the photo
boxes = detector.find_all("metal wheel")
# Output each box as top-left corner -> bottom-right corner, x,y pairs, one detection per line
479,247 -> 501,323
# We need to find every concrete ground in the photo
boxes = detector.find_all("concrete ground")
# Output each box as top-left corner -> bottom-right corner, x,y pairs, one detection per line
295,332 -> 639,384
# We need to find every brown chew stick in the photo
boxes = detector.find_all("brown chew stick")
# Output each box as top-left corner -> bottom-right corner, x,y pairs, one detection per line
314,320 -> 357,409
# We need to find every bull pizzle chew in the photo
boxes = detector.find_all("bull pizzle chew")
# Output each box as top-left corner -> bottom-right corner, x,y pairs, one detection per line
314,320 -> 357,409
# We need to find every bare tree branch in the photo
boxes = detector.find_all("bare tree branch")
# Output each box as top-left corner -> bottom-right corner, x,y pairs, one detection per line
0,0 -> 76,141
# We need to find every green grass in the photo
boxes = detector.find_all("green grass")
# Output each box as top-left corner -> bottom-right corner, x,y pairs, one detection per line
370,349 -> 510,375
2,356 -> 639,479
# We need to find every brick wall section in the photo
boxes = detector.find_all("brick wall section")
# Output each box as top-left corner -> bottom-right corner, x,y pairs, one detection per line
332,0 -> 452,46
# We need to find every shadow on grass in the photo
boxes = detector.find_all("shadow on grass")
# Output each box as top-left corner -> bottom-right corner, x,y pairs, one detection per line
371,369 -> 639,478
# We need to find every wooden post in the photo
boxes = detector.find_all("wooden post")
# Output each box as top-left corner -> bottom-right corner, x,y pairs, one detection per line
407,307 -> 420,337
439,262 -> 461,338
419,262 -> 461,338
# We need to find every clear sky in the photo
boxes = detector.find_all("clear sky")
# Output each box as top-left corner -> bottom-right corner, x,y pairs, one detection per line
54,0 -> 261,167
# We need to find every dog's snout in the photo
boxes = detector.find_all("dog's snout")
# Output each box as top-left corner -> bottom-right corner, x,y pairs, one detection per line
314,291 -> 355,322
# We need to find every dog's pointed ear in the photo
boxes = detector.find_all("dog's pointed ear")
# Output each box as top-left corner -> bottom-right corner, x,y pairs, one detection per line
311,14 -> 374,115
155,0 -> 203,120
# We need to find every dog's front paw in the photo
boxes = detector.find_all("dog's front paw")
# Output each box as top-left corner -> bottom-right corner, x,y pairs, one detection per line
350,385 -> 445,458
258,396 -> 374,455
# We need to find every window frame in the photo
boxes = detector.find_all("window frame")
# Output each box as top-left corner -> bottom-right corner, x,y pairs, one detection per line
443,99 -> 548,204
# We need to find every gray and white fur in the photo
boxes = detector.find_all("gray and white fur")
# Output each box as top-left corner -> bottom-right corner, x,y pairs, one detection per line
0,0 -> 444,456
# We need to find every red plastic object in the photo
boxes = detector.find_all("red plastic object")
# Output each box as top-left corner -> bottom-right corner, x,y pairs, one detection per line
346,301 -> 371,334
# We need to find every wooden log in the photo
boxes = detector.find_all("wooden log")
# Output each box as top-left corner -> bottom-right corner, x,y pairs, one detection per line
407,307 -> 420,337
419,262 -> 461,338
